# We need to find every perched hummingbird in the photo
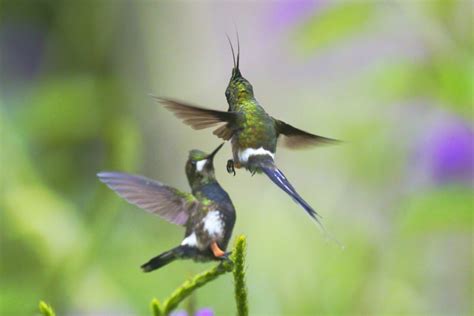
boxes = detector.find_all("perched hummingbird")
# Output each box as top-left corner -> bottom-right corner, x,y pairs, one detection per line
97,143 -> 236,272
153,36 -> 338,233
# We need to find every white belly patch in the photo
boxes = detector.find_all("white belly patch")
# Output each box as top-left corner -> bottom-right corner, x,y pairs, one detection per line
202,211 -> 224,237
238,147 -> 275,163
181,232 -> 198,247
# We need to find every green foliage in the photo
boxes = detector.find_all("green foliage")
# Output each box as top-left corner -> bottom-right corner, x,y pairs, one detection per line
296,2 -> 375,52
38,301 -> 55,316
371,58 -> 473,117
397,187 -> 473,235
15,77 -> 102,144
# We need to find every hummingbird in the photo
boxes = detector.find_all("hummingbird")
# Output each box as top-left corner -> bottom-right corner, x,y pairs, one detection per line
153,35 -> 339,234
97,143 -> 236,272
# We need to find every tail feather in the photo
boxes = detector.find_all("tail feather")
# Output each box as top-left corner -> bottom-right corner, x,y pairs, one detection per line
141,247 -> 183,272
259,165 -> 320,221
257,160 -> 344,248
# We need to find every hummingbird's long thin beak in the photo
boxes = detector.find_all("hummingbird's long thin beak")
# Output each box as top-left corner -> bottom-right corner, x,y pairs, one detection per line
208,143 -> 225,161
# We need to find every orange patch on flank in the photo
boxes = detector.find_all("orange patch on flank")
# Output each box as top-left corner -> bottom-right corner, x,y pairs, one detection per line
211,241 -> 225,257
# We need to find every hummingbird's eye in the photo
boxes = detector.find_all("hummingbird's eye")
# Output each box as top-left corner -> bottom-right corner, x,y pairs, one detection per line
225,90 -> 230,98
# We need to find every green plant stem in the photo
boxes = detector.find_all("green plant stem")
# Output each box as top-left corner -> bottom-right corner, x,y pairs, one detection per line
150,235 -> 248,316
232,235 -> 248,316
162,260 -> 233,314
38,301 -> 56,316
151,298 -> 162,316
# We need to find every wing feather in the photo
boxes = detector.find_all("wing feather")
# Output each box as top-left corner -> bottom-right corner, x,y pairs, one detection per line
275,119 -> 340,149
97,172 -> 197,226
153,97 -> 238,134
212,123 -> 234,140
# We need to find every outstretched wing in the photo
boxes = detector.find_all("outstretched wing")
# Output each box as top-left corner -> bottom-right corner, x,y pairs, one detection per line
97,172 -> 198,226
152,97 -> 238,140
275,119 -> 340,149
212,123 -> 234,140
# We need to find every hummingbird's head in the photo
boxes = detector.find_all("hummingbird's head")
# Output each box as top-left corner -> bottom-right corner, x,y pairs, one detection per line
185,143 -> 224,188
225,33 -> 254,106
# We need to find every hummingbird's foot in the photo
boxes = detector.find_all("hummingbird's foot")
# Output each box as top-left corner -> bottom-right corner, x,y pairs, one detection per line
210,241 -> 226,258
226,159 -> 236,176
219,251 -> 233,264
251,169 -> 257,176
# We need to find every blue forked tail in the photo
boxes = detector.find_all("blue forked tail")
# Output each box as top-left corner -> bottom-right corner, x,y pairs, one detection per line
260,165 -> 321,221
255,158 -> 344,248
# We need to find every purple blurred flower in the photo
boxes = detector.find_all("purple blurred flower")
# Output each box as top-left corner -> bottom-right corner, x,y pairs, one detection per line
195,308 -> 214,316
418,118 -> 474,185
269,0 -> 326,31
170,308 -> 214,316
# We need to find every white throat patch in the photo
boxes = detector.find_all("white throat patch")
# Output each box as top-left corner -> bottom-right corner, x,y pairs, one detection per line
238,147 -> 275,163
196,159 -> 207,172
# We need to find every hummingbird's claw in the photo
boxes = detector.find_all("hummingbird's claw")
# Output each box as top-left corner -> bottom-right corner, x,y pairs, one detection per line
211,243 -> 233,264
226,159 -> 236,176
220,252 -> 233,264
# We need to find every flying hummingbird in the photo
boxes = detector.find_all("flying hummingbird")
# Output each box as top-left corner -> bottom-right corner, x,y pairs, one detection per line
97,143 -> 236,272
153,35 -> 338,233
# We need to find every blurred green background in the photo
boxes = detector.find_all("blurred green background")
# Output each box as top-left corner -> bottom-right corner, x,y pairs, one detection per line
1,1 -> 472,315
